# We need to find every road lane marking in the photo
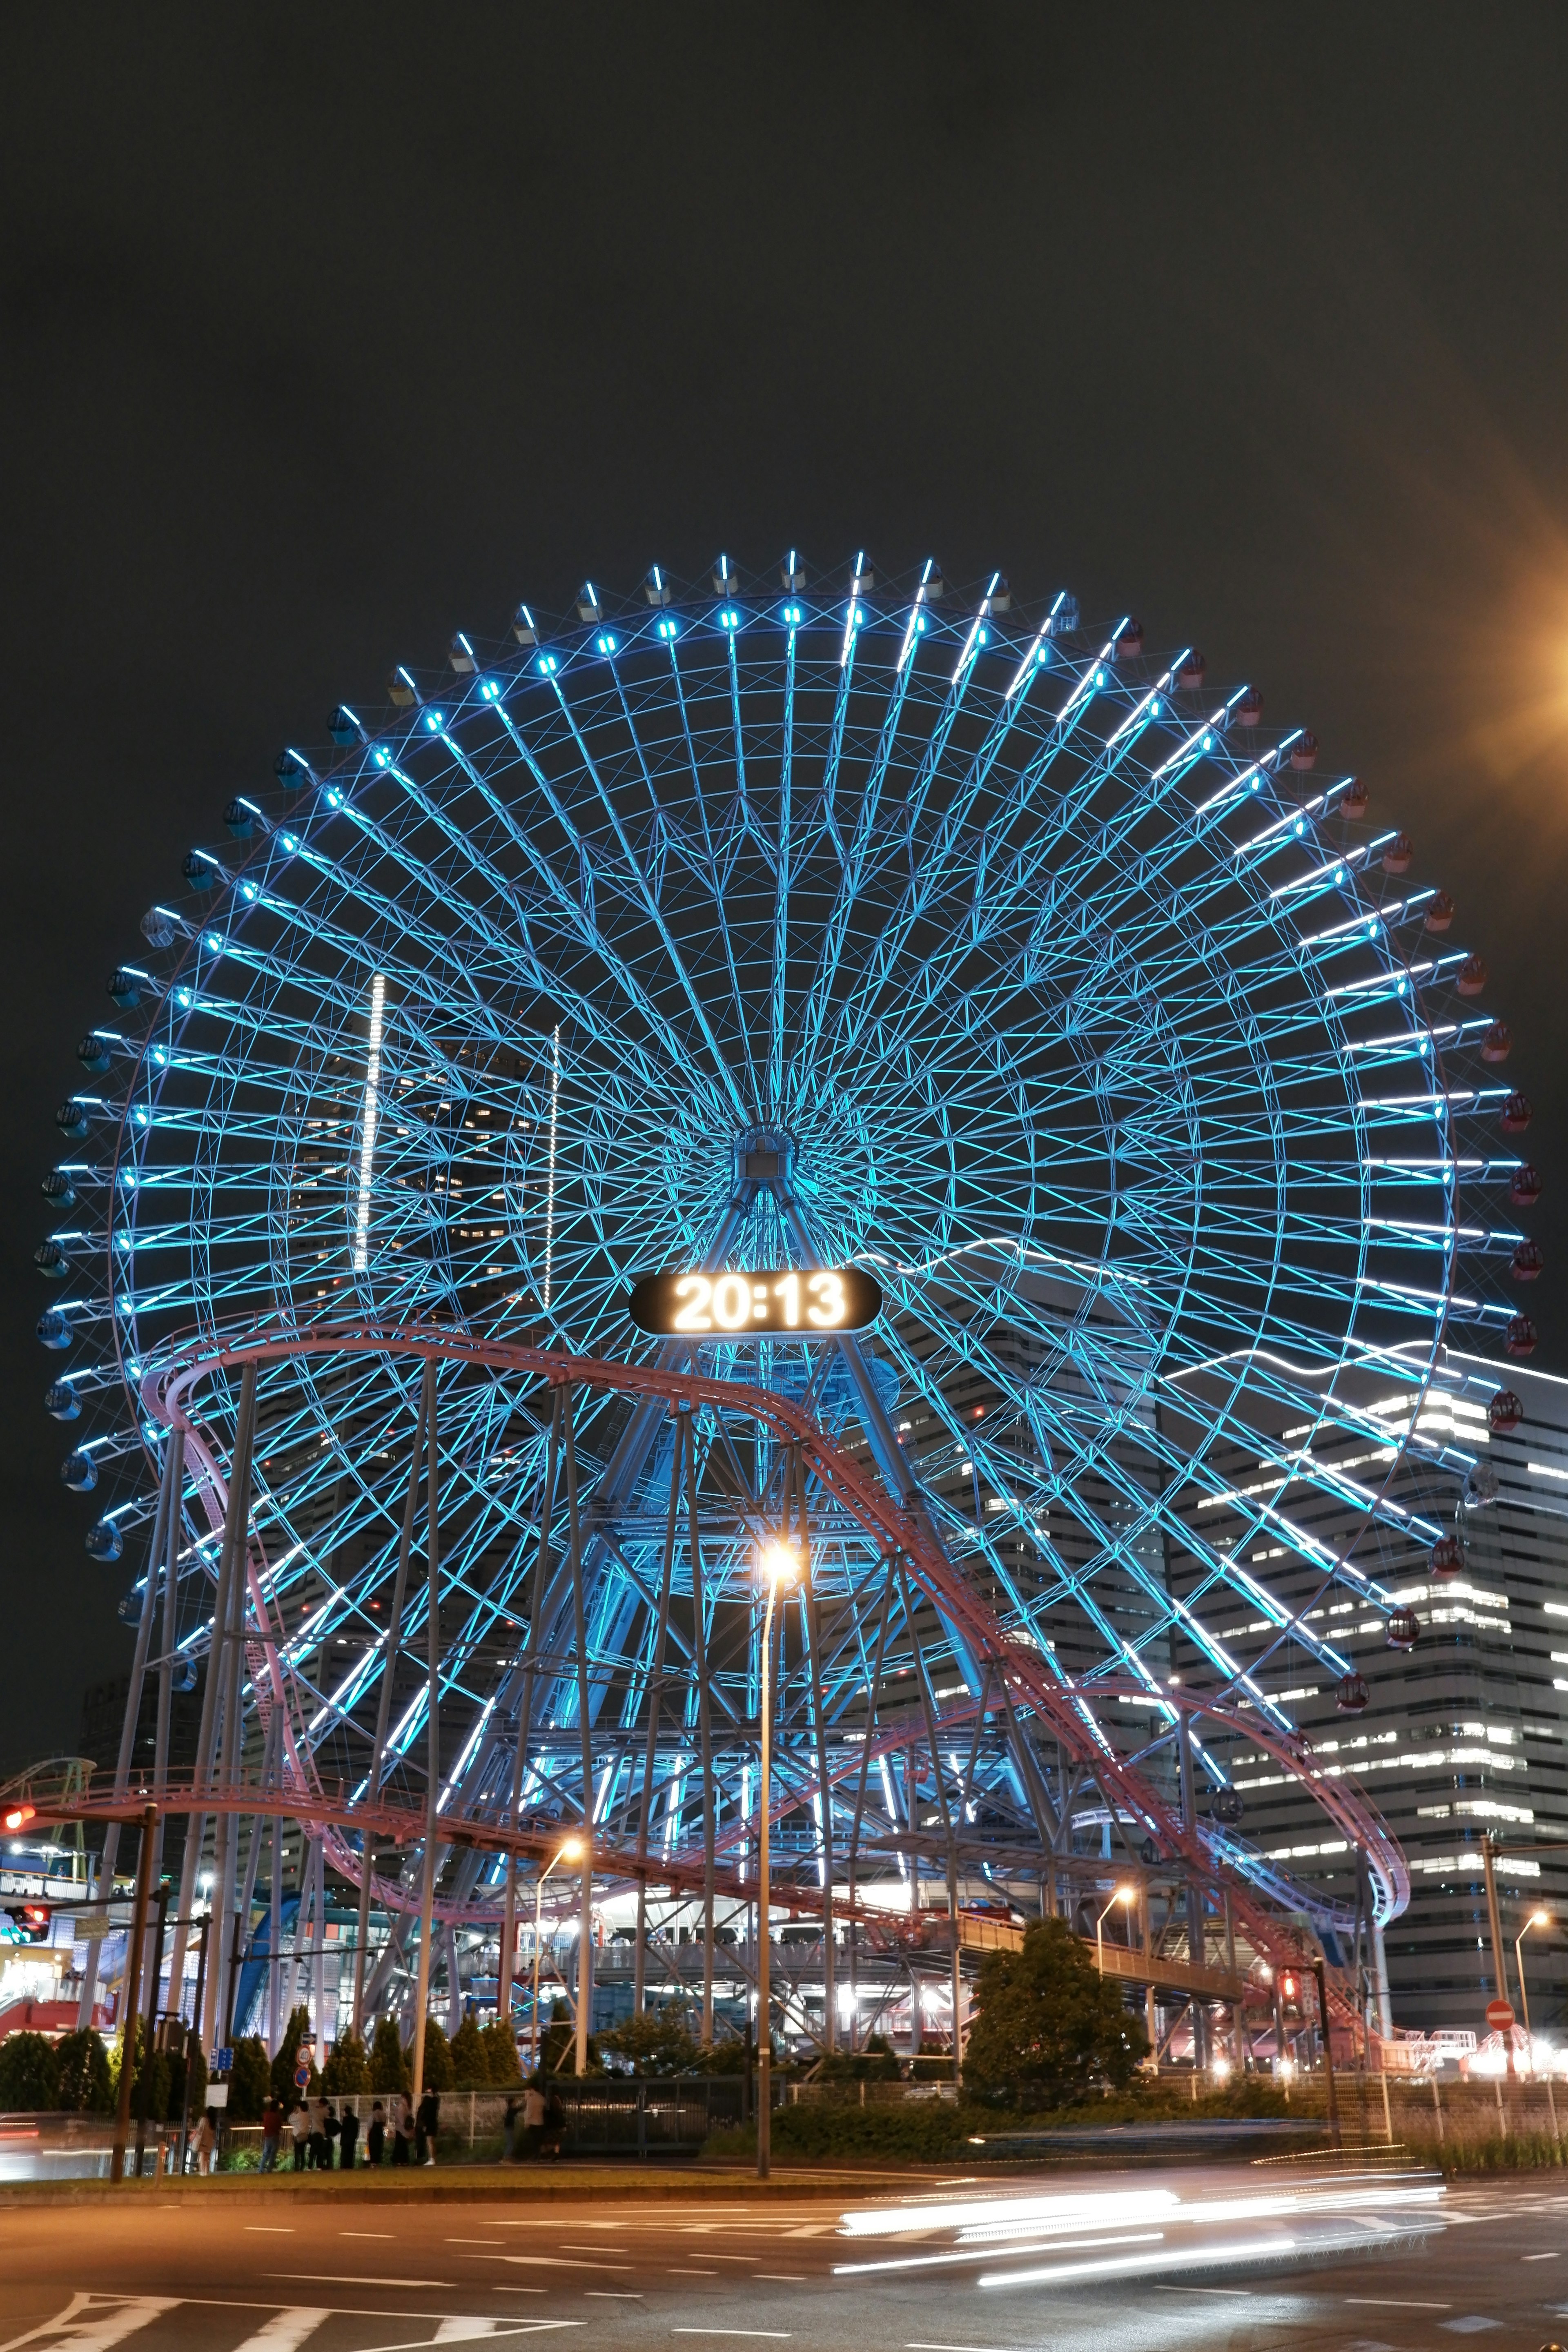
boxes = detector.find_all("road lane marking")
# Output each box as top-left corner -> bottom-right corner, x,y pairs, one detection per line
269,2276 -> 454,2290
752,2276 -> 806,2282
904,2342 -> 1010,2351
561,2247 -> 629,2255
668,2270 -> 718,2276
1524,2252 -> 1561,2261
448,2243 -> 508,2250
0,2299 -> 178,2352
341,2233 -> 396,2240
488,2260 -> 633,2272
230,2319 -> 331,2352
245,2228 -> 296,2234
1346,2301 -> 1452,2311
670,2335 -> 792,2342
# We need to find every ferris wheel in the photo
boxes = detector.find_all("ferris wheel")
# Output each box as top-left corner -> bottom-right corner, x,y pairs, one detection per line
37,553 -> 1535,1989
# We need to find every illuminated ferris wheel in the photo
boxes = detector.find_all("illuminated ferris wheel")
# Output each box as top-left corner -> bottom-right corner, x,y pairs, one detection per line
36,552 -> 1537,1984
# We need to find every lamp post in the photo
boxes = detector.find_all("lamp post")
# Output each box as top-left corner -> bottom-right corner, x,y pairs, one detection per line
1515,1909 -> 1550,2069
757,1539 -> 801,2181
530,1836 -> 584,2075
1095,1886 -> 1136,1976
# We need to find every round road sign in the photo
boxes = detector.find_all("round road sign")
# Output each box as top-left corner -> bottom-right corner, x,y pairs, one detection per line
293,2059 -> 311,2088
1486,1998 -> 1516,2033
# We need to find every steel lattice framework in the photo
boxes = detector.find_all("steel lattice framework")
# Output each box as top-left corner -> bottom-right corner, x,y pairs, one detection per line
37,555 -> 1536,2029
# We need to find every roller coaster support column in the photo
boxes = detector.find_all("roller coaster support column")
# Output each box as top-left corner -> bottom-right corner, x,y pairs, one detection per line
1177,1711 -> 1208,2070
110,1804 -> 158,2183
683,1410 -> 716,2047
80,1436 -> 178,2031
562,1390 -> 597,2078
412,1366 -> 441,2106
499,1385 -> 560,2043
205,1358 -> 258,2059
354,1358 -> 432,2039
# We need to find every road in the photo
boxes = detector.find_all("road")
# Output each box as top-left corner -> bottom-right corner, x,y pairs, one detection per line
0,2168 -> 1563,2352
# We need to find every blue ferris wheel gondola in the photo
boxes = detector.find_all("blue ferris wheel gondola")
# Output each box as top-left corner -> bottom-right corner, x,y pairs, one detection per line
33,552 -> 1538,1951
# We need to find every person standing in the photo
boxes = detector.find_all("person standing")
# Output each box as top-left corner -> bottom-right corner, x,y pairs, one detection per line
192,2109 -> 218,2176
390,2092 -> 413,2165
502,2093 -> 521,2162
416,2085 -> 440,2167
288,2101 -> 310,2171
307,2095 -> 329,2171
259,2098 -> 282,2173
366,2099 -> 386,2166
521,2079 -> 546,2160
338,2100 -> 360,2170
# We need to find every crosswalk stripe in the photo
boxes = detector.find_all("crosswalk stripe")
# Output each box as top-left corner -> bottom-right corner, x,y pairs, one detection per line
229,2314 -> 331,2352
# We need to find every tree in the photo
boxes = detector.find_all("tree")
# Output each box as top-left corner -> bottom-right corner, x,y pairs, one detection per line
0,2030 -> 59,2110
269,2005 -> 318,2105
167,2030 -> 207,2125
480,2020 -> 520,2085
321,2032 -> 369,2095
963,1916 -> 1149,2108
368,2016 -> 411,2096
538,1998 -> 598,2076
229,2036 -> 272,2120
449,2015 -> 490,2089
600,2002 -> 701,2078
53,2029 -> 112,2114
420,2018 -> 454,2090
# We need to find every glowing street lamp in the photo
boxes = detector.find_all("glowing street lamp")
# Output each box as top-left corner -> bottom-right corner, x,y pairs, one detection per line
532,1835 -> 584,2075
756,1539 -> 801,2180
1516,1908 -> 1551,2071
1096,1885 -> 1136,1976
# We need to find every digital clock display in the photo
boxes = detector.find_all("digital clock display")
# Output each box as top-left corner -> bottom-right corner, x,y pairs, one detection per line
626,1265 -> 883,1337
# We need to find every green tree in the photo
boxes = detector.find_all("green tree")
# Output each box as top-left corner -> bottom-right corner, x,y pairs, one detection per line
269,2005 -> 318,2105
53,2028 -> 113,2114
963,1916 -> 1149,2108
480,2020 -> 520,2085
449,2015 -> 490,2089
167,2029 -> 207,2125
368,2016 -> 411,2096
538,1999 -> 598,2076
229,2036 -> 271,2121
0,2030 -> 60,2109
321,2032 -> 369,2095
600,2001 -> 701,2077
420,2017 -> 454,2090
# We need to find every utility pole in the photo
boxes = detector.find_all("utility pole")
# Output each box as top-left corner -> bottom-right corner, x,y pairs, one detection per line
110,1805 -> 158,2183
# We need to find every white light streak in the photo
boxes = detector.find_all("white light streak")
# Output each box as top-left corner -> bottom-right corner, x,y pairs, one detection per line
352,973 -> 386,1271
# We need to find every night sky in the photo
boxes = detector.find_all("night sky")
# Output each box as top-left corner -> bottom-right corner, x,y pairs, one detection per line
3,6 -> 1565,1765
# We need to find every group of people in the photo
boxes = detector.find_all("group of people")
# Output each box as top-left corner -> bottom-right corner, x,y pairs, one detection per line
258,2089 -> 442,2169
501,2080 -> 566,2161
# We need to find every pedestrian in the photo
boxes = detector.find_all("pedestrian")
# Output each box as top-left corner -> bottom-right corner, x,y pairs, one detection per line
338,2100 -> 360,2170
259,2097 -> 282,2173
366,2099 -> 386,2166
522,2078 -> 546,2160
308,2095 -> 329,2171
192,2108 -> 218,2176
288,2101 -> 310,2171
416,2084 -> 440,2167
543,2082 -> 565,2160
390,2092 -> 414,2166
323,2100 -> 341,2169
502,2093 -> 521,2162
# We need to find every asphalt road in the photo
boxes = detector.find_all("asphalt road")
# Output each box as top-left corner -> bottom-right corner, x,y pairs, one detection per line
1,2169 -> 1564,2352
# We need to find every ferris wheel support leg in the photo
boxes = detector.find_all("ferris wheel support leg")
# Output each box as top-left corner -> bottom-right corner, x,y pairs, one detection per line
267,1797 -> 283,2053
203,1360 -> 258,2060
499,1386 -> 561,2045
151,1428 -> 185,1886
634,1418 -> 683,2019
844,1558 -> 900,2053
1176,1712 -> 1208,2072
683,1408 -> 716,2047
354,1360 -> 433,2041
411,1369 -> 441,2107
798,1443 -> 835,2053
79,1432 -> 178,2030
562,1392 -> 596,2078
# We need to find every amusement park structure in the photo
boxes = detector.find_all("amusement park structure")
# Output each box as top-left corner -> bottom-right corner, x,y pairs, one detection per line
29,555 -> 1537,2074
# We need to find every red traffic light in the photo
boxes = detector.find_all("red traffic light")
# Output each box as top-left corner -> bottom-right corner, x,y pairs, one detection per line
2,1805 -> 36,1832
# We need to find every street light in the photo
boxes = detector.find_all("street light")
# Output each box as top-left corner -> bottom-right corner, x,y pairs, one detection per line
1096,1886 -> 1136,1976
531,1835 -> 585,2076
1516,1908 -> 1550,2073
756,1539 -> 801,2181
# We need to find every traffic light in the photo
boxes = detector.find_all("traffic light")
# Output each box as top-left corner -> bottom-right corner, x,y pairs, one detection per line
1,1904 -> 51,1944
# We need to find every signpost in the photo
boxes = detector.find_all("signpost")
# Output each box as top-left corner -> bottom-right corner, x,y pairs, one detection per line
1486,1997 -> 1516,2034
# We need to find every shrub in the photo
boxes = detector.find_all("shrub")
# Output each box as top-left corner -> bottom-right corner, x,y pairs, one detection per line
321,2032 -> 369,2095
0,2030 -> 60,2110
53,2029 -> 112,2114
480,2021 -> 520,2085
368,2016 -> 410,2096
269,2005 -> 318,2105
450,2015 -> 490,2089
420,2018 -> 454,2090
229,2036 -> 272,2121
964,1917 -> 1149,2107
600,2002 -> 702,2078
